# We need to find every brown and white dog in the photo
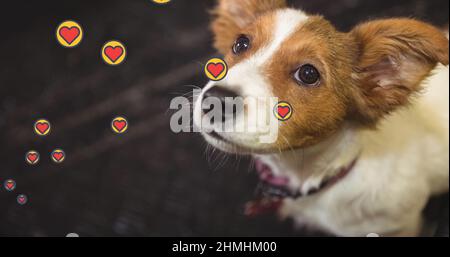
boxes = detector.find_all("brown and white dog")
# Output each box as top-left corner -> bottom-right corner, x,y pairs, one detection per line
194,0 -> 449,236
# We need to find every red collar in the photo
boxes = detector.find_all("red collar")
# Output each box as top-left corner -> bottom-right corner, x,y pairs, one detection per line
306,157 -> 358,197
245,157 -> 358,217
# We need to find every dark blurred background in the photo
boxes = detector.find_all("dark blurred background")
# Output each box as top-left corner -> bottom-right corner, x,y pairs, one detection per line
0,0 -> 448,236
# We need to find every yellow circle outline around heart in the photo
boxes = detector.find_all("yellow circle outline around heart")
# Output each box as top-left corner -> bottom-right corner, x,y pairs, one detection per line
111,117 -> 129,134
51,149 -> 66,163
205,58 -> 228,81
101,40 -> 127,66
274,101 -> 293,121
56,20 -> 83,48
152,0 -> 171,4
4,179 -> 16,191
25,150 -> 40,165
34,119 -> 51,136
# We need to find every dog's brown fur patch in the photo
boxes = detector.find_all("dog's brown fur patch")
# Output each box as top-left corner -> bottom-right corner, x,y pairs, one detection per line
265,16 -> 358,148
350,18 -> 449,124
211,0 -> 286,55
210,2 -> 449,150
223,12 -> 277,67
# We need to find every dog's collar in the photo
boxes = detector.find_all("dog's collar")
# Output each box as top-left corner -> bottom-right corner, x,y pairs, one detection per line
245,157 -> 358,217
255,157 -> 358,199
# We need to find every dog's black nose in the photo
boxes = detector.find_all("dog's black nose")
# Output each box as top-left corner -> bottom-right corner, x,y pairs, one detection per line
203,86 -> 240,122
204,86 -> 239,101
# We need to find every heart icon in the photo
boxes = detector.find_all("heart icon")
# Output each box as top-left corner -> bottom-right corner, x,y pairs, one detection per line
4,179 -> 16,191
6,182 -> 14,190
35,121 -> 50,135
274,102 -> 293,121
113,120 -> 127,132
111,117 -> 128,134
59,26 -> 80,45
27,154 -> 37,162
206,63 -> 225,78
51,149 -> 65,163
104,46 -> 124,63
52,152 -> 64,161
277,106 -> 291,118
17,194 -> 27,205
26,152 -> 39,164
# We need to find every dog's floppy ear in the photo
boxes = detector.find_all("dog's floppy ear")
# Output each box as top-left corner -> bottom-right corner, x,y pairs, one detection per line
350,18 -> 449,124
211,0 -> 286,54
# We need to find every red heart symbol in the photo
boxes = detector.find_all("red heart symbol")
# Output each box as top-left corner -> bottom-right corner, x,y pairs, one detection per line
59,26 -> 80,45
6,182 -> 14,190
18,196 -> 25,203
36,122 -> 49,134
277,106 -> 291,118
27,153 -> 38,163
53,152 -> 64,161
113,120 -> 127,132
104,46 -> 124,63
207,63 -> 225,78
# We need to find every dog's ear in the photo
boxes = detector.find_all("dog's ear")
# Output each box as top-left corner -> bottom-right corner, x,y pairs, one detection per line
211,0 -> 286,54
350,18 -> 449,124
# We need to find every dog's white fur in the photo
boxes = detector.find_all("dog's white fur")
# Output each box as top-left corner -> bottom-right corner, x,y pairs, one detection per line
195,10 -> 310,149
197,7 -> 449,236
261,64 -> 449,236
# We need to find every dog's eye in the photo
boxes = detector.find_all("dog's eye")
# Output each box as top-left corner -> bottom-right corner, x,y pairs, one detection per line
232,35 -> 250,55
294,64 -> 320,86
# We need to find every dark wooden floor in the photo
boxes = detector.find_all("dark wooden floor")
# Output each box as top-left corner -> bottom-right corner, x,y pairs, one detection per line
0,0 -> 448,236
